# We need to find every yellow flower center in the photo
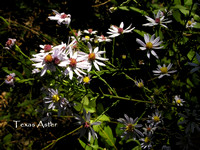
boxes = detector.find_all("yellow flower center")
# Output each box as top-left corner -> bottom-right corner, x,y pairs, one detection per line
160,67 -> 168,74
144,137 -> 150,143
137,82 -> 144,88
125,124 -> 134,132
146,42 -> 153,49
44,54 -> 53,63
85,36 -> 90,40
83,76 -> 90,83
88,53 -> 95,61
176,99 -> 181,104
187,21 -> 192,26
69,58 -> 77,67
153,116 -> 160,122
52,94 -> 60,102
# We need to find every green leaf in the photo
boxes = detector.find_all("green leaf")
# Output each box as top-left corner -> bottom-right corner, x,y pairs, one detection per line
78,139 -> 86,149
98,114 -> 110,122
0,16 -> 10,26
194,22 -> 200,29
103,126 -> 116,147
173,10 -> 184,24
184,0 -> 192,5
2,67 -> 24,79
133,29 -> 147,37
118,6 -> 129,11
187,50 -> 196,60
82,96 -> 89,105
3,133 -> 12,144
129,7 -> 148,15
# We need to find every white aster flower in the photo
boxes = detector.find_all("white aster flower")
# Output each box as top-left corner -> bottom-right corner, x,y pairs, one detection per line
79,42 -> 109,72
44,88 -> 61,110
58,49 -> 90,80
186,18 -> 196,28
97,35 -> 112,43
143,10 -> 172,28
174,95 -> 185,106
31,48 -> 65,76
83,29 -> 98,35
82,35 -> 93,42
135,79 -> 144,88
153,63 -> 177,79
5,38 -> 16,49
147,110 -> 163,126
107,22 -> 135,38
136,34 -> 163,59
39,44 -> 53,53
5,73 -> 15,87
142,123 -> 157,135
48,10 -> 71,26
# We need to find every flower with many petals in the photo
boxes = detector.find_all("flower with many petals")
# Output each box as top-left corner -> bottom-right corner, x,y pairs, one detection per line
5,73 -> 15,87
174,95 -> 185,106
153,63 -> 177,79
48,10 -> 71,26
44,88 -> 61,110
136,34 -> 163,59
147,110 -> 163,126
83,29 -> 98,35
135,79 -> 144,88
5,38 -> 16,49
97,35 -> 112,43
143,10 -> 172,28
139,133 -> 153,150
58,48 -> 90,80
75,109 -> 101,141
107,22 -> 135,38
117,114 -> 143,140
186,18 -> 196,28
31,48 -> 65,76
78,42 -> 109,72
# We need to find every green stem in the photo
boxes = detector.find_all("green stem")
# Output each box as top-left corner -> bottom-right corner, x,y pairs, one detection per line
42,125 -> 83,150
103,94 -> 153,103
122,72 -> 152,92
15,45 -> 34,63
112,38 -> 115,64
93,70 -> 116,95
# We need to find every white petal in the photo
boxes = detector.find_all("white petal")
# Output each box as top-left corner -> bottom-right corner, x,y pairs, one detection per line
151,50 -> 159,59
136,39 -> 146,47
119,22 -> 124,28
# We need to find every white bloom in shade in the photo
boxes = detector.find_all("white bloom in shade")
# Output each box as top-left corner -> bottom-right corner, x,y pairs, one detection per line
79,42 -> 109,72
135,79 -> 144,88
107,22 -> 135,38
82,35 -> 93,42
153,63 -> 177,79
143,10 -> 172,28
83,29 -> 98,35
5,73 -> 15,87
48,10 -> 71,26
186,18 -> 196,28
5,38 -> 16,49
97,35 -> 112,43
58,49 -> 90,80
142,123 -> 157,135
136,34 -> 163,59
147,110 -> 163,126
31,48 -> 65,76
44,88 -> 60,110
39,44 -> 53,53
174,95 -> 185,106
